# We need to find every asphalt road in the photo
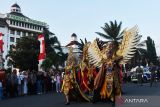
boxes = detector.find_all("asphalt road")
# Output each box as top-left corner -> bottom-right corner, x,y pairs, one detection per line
0,82 -> 160,107
122,82 -> 160,96
0,93 -> 114,107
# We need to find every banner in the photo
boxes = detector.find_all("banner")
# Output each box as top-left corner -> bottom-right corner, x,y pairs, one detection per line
0,33 -> 3,52
38,34 -> 46,60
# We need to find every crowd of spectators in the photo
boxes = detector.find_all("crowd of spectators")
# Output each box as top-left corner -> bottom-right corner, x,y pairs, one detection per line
0,69 -> 63,100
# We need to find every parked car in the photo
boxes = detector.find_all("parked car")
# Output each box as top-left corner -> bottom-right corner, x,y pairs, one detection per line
143,67 -> 151,82
131,66 -> 151,83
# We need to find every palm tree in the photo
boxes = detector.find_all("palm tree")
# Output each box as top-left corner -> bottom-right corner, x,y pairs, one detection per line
41,28 -> 66,71
96,20 -> 124,43
137,40 -> 147,56
132,40 -> 148,66
43,28 -> 62,55
78,38 -> 88,51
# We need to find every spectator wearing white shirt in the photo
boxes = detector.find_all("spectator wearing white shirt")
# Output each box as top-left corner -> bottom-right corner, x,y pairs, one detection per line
55,73 -> 61,93
18,73 -> 24,96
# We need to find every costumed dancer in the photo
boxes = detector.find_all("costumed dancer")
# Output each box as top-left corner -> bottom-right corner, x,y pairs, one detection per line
61,69 -> 73,105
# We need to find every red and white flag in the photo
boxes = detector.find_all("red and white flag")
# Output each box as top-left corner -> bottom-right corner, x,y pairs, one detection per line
38,34 -> 46,60
0,33 -> 4,52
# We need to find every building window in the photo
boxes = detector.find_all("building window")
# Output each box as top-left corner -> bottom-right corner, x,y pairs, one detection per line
28,32 -> 31,36
16,38 -> 20,42
25,23 -> 28,28
10,30 -> 15,35
13,21 -> 15,25
10,37 -> 14,42
22,23 -> 24,27
17,31 -> 21,35
19,22 -> 21,27
33,33 -> 37,36
16,22 -> 18,26
22,32 -> 26,36
10,45 -> 13,50
0,25 -> 5,28
31,25 -> 33,29
10,20 -> 13,25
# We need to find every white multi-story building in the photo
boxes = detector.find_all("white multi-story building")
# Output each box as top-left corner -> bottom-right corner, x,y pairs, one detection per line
0,3 -> 50,68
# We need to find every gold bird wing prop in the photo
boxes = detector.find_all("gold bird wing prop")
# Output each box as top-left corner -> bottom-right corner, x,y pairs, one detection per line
87,39 -> 103,67
116,25 -> 142,64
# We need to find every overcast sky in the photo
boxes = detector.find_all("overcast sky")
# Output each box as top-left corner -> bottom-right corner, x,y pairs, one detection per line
1,0 -> 160,55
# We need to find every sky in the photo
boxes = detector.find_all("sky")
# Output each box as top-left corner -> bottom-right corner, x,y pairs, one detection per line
0,0 -> 160,55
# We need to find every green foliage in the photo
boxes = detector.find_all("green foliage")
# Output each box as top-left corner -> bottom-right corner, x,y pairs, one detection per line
7,28 -> 67,71
41,28 -> 67,70
135,40 -> 148,65
7,36 -> 39,71
78,38 -> 88,51
146,36 -> 158,65
96,20 -> 124,43
41,58 -> 52,71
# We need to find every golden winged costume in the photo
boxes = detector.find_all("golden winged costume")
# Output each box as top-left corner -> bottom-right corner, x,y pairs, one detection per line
64,26 -> 141,102
86,26 -> 141,101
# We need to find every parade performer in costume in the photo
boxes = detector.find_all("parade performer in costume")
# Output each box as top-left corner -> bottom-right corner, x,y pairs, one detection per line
87,26 -> 141,101
61,68 -> 73,105
62,47 -> 91,103
63,26 -> 141,103
61,48 -> 77,104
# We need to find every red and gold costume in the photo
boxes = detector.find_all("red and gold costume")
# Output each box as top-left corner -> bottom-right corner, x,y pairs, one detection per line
63,26 -> 140,103
61,72 -> 73,95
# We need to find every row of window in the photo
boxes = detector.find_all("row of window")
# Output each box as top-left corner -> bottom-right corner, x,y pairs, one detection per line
10,37 -> 20,42
10,20 -> 43,31
0,25 -> 5,28
11,9 -> 20,13
10,29 -> 38,37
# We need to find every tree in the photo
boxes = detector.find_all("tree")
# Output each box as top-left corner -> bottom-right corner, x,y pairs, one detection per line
78,38 -> 88,51
132,40 -> 148,66
96,20 -> 124,43
7,35 -> 39,71
7,28 -> 67,71
41,28 -> 67,70
146,36 -> 158,65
